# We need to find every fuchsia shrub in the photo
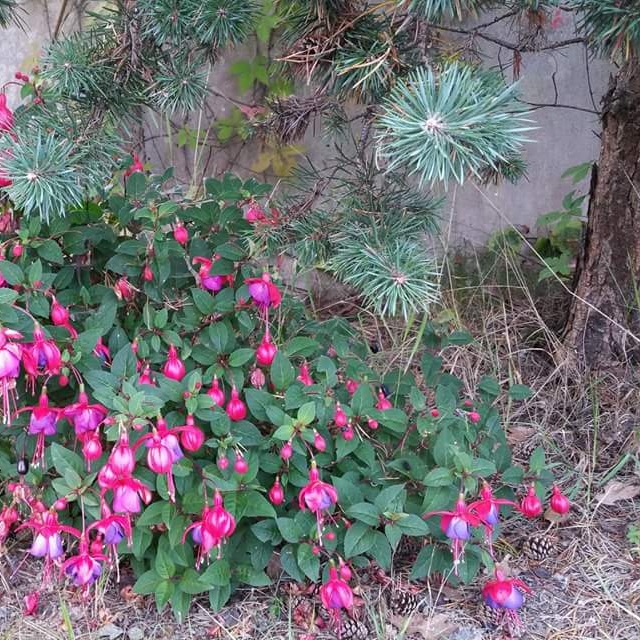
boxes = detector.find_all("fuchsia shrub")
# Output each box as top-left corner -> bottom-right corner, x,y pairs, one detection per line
0,163 -> 571,627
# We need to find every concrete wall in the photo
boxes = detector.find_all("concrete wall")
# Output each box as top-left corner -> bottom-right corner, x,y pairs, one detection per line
1,4 -> 612,246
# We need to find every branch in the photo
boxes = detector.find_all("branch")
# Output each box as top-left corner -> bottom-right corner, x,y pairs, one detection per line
432,22 -> 585,53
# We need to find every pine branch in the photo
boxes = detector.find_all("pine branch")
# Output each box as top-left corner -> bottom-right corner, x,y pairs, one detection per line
375,63 -> 533,186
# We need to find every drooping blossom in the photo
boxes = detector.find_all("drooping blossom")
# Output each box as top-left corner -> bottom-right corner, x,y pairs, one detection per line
94,338 -> 110,363
375,390 -> 392,410
163,345 -> 186,381
207,377 -> 225,407
110,477 -> 153,514
124,153 -> 144,178
183,490 -> 236,567
0,328 -> 22,423
255,329 -> 277,367
423,494 -> 482,575
469,482 -> 516,557
226,386 -> 247,421
21,325 -> 61,390
296,363 -> 314,386
244,273 -> 281,310
319,564 -> 354,630
482,569 -> 531,631
23,591 -> 39,616
192,256 -> 230,293
0,94 -> 14,132
62,544 -> 104,588
23,388 -> 60,468
298,462 -> 338,544
50,296 -> 77,338
519,484 -> 543,518
64,386 -> 107,437
268,477 -> 285,506
549,485 -> 570,515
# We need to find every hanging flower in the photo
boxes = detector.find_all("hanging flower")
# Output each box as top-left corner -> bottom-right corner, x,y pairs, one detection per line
320,565 -> 353,610
482,569 -> 531,631
163,345 -> 186,381
296,363 -> 314,386
24,388 -> 60,468
124,153 -> 144,177
298,462 -> 338,543
519,484 -> 543,518
0,328 -> 22,423
423,494 -> 482,575
0,94 -> 14,132
183,490 -> 236,567
244,273 -> 281,309
207,377 -> 225,407
64,386 -> 107,437
192,256 -> 229,292
549,485 -> 570,515
50,297 -> 77,338
21,326 -> 61,390
111,477 -> 152,514
469,482 -> 516,557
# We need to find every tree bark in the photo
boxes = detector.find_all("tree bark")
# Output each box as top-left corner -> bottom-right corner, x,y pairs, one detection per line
563,56 -> 640,368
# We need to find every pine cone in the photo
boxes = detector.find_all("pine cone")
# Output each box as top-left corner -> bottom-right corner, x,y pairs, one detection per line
338,618 -> 369,640
476,602 -> 503,629
522,534 -> 553,561
387,590 -> 422,615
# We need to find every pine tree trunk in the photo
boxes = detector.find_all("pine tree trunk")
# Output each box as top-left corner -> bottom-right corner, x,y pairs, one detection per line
563,56 -> 640,368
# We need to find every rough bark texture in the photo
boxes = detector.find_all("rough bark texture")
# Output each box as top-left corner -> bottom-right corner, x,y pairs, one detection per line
563,56 -> 640,368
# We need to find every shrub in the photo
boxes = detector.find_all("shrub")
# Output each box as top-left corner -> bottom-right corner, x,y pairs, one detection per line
0,165 -> 561,625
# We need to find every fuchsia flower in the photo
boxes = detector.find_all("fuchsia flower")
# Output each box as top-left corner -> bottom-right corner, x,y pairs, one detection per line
93,337 -> 111,363
111,478 -> 152,514
162,345 -> 186,381
62,543 -> 104,588
333,403 -> 347,428
280,441 -> 293,460
320,565 -> 353,610
193,256 -> 229,292
64,386 -> 107,436
550,485 -> 570,515
24,388 -> 60,468
296,363 -> 314,386
244,203 -> 266,223
519,484 -> 543,518
244,273 -> 281,310
423,494 -> 482,575
178,414 -> 204,452
482,569 -> 531,630
226,386 -> 247,421
469,483 -> 516,557
268,477 -> 285,506
23,591 -> 39,616
124,153 -> 144,177
298,462 -> 338,543
183,490 -> 236,568
0,94 -> 14,132
173,222 -> 189,245
0,328 -> 23,423
21,326 -> 61,390
375,390 -> 392,410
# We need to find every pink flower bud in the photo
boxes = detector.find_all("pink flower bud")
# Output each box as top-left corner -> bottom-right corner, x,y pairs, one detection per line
280,441 -> 293,460
431,409 -> 439,418
173,223 -> 189,245
11,243 -> 22,258
208,377 -> 225,407
468,411 -> 481,424
338,562 -> 352,581
234,454 -> 249,475
226,386 -> 247,421
50,297 -> 70,326
345,379 -> 359,395
367,417 -> 378,430
256,330 -> 277,367
142,264 -> 153,282
23,591 -> 39,616
250,367 -> 266,388
520,484 -> 543,518
163,345 -> 186,381
268,478 -> 285,505
217,455 -> 229,471
550,485 -> 570,515
334,403 -> 347,428
313,430 -> 326,452
341,426 -> 354,441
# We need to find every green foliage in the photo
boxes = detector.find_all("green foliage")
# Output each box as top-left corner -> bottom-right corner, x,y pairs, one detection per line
0,0 -> 20,28
535,162 -> 590,282
376,63 -> 533,186
572,0 -> 640,60
0,168 -> 551,620
406,0 -> 491,21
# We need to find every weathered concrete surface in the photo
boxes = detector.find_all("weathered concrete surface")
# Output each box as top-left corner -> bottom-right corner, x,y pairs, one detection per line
0,5 -> 611,246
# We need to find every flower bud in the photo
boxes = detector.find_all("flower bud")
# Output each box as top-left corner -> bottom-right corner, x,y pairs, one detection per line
550,485 -> 570,515
520,484 -> 543,518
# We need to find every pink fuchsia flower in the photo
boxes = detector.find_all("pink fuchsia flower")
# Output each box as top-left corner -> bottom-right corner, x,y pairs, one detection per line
226,386 -> 247,421
24,388 -> 60,468
173,222 -> 189,245
0,94 -> 14,132
93,337 -> 110,363
0,327 -> 22,423
268,477 -> 285,506
280,441 -> 293,460
21,325 -> 61,390
296,363 -> 313,386
64,386 -> 107,436
255,329 -> 277,367
183,490 -> 236,568
244,203 -> 266,223
62,545 -> 105,588
482,569 -> 531,631
320,565 -> 353,610
162,345 -> 186,381
469,482 -> 516,557
111,477 -> 152,514
375,390 -> 392,410
23,591 -> 39,616
244,273 -> 281,310
124,153 -> 144,178
207,377 -> 225,407
423,494 -> 483,576
298,462 -> 338,543
192,256 -> 229,292
177,414 -> 205,452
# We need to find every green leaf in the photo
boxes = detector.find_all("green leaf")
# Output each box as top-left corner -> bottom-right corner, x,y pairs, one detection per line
297,401 -> 316,425
276,517 -> 303,543
384,523 -> 403,551
0,260 -> 23,285
344,521 -> 376,558
370,531 -> 392,570
228,348 -> 255,367
199,559 -> 230,587
36,239 -> 64,264
280,544 -> 305,581
350,384 -> 375,415
395,514 -> 430,536
270,351 -> 295,390
528,446 -> 546,473
424,467 -> 454,487
374,484 -> 406,513
297,543 -> 320,581
133,570 -> 164,595
284,336 -> 320,357
0,288 -> 18,304
346,502 -> 381,527
208,585 -> 232,612
508,384 -> 533,400
155,548 -> 176,579
478,376 -> 501,397
376,408 -> 408,434
179,569 -> 209,595
50,443 -> 83,476
192,288 -> 216,315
